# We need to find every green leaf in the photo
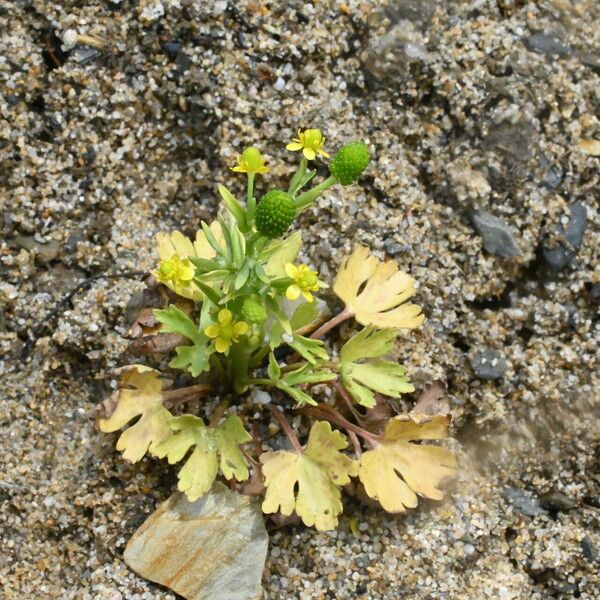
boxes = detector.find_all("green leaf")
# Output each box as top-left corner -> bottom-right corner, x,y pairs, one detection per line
289,335 -> 329,364
154,414 -> 251,502
268,353 -> 281,382
169,343 -> 210,377
282,364 -> 336,387
290,301 -> 319,331
201,220 -> 226,257
218,184 -> 247,229
189,257 -> 222,273
193,279 -> 222,306
340,325 -> 398,363
277,383 -> 317,406
234,262 -> 251,290
154,305 -> 203,345
340,326 -> 413,408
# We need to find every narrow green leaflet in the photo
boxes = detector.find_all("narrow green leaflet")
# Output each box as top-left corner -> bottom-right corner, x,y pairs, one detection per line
260,421 -> 358,530
289,334 -> 329,364
154,305 -> 203,344
218,184 -> 247,230
154,305 -> 210,376
97,365 -> 172,463
153,414 -> 251,502
273,361 -> 336,406
340,326 -> 413,407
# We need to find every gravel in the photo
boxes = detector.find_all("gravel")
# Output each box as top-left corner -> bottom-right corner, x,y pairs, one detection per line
1,0 -> 599,598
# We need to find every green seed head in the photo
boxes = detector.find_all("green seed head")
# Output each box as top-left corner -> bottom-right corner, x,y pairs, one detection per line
241,294 -> 268,323
255,190 -> 296,238
329,141 -> 371,186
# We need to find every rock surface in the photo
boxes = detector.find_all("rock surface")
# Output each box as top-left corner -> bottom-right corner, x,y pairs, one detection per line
124,484 -> 268,600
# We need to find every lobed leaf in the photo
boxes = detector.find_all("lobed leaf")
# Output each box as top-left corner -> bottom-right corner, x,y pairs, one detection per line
263,231 -> 302,277
333,245 -> 425,329
340,326 -> 413,407
97,365 -> 172,463
260,421 -> 358,530
357,414 -> 458,512
154,414 -> 251,502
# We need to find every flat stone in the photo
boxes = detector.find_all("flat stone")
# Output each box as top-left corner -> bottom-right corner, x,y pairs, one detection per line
470,210 -> 521,258
470,349 -> 507,380
124,483 -> 268,600
502,487 -> 547,517
525,33 -> 570,57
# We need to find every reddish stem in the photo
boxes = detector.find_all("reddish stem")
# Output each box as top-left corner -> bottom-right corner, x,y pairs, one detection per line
267,404 -> 302,453
163,383 -> 212,407
309,309 -> 352,339
298,404 -> 379,445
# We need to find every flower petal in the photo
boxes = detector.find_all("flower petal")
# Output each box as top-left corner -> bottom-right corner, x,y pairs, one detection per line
215,337 -> 230,353
233,322 -> 249,335
218,309 -> 233,325
302,291 -> 314,303
317,149 -> 330,158
286,284 -> 302,301
231,166 -> 246,172
285,262 -> 298,278
204,324 -> 221,338
303,148 -> 316,161
286,142 -> 304,151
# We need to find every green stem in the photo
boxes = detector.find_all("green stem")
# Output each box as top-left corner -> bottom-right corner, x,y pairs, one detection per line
296,175 -> 337,211
247,378 -> 272,386
249,343 -> 271,367
246,173 -> 256,223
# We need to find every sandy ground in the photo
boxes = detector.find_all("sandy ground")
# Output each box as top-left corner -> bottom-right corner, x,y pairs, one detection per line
1,1 -> 599,598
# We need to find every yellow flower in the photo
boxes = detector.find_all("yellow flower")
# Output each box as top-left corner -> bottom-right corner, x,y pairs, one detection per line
285,262 -> 328,303
231,147 -> 269,174
204,309 -> 249,354
286,129 -> 329,161
155,254 -> 194,288
155,224 -> 225,300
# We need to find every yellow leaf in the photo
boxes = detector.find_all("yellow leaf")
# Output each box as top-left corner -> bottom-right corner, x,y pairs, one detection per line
264,231 -> 302,277
97,365 -> 172,463
358,414 -> 457,513
260,421 -> 357,530
333,245 -> 425,329
155,222 -> 225,300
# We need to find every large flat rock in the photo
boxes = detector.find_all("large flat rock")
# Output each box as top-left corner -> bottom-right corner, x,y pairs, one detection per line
124,483 -> 268,600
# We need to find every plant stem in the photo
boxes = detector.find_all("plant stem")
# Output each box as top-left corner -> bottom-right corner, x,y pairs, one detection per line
249,343 -> 271,367
246,173 -> 256,222
295,175 -> 337,210
331,380 -> 360,420
163,383 -> 212,407
298,404 -> 379,444
209,399 -> 230,427
267,404 -> 302,453
309,309 -> 352,339
247,378 -> 272,386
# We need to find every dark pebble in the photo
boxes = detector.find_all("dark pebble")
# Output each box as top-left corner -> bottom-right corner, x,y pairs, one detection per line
176,50 -> 193,73
538,491 -> 577,512
163,41 -> 183,59
470,209 -> 521,258
541,202 -> 588,270
581,537 -> 597,563
525,33 -> 570,57
470,348 -> 507,380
